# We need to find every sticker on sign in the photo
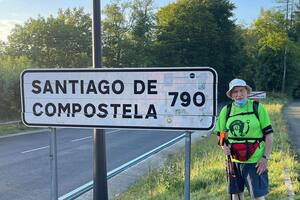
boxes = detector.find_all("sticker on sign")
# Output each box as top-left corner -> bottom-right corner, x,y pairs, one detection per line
20,67 -> 217,131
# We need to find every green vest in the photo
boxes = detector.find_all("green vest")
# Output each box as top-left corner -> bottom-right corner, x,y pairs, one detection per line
216,99 -> 272,163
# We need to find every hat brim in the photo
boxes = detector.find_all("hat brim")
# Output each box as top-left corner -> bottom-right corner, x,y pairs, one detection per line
226,85 -> 252,99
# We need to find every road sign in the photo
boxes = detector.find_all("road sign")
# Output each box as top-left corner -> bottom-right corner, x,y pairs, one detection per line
21,67 -> 217,130
249,91 -> 266,99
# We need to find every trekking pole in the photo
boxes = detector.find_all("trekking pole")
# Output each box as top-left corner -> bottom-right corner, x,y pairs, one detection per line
218,130 -> 240,200
219,131 -> 234,177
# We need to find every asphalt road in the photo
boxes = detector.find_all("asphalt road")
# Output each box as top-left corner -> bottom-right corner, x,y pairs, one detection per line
284,100 -> 300,150
0,128 -> 182,200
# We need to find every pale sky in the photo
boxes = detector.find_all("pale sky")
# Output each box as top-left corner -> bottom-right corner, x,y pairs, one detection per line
0,0 -> 278,42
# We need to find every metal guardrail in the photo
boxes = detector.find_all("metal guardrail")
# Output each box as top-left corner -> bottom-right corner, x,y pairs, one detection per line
58,133 -> 186,200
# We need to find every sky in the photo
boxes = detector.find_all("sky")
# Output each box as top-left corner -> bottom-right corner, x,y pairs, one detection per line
0,0 -> 278,42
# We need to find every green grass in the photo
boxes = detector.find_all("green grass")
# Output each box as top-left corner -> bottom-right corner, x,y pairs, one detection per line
115,98 -> 300,200
0,122 -> 38,136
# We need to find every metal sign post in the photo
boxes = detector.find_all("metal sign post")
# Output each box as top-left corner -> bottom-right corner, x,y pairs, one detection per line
50,128 -> 58,200
184,131 -> 192,200
92,0 -> 108,200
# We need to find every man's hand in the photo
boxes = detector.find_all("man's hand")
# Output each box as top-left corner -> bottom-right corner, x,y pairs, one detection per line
256,157 -> 268,175
221,144 -> 231,156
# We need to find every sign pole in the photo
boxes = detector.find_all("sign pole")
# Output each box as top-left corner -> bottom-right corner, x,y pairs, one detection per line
184,131 -> 191,200
92,0 -> 108,200
50,128 -> 58,200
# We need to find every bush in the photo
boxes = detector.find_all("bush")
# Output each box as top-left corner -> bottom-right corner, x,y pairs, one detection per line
0,55 -> 32,120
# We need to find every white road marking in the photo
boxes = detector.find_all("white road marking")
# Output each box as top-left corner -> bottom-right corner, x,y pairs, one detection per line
21,146 -> 49,154
284,167 -> 295,200
71,136 -> 92,142
107,129 -> 122,134
21,129 -> 123,154
71,129 -> 121,142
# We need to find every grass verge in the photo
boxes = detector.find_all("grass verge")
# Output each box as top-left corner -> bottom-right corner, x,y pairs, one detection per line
115,99 -> 300,200
0,122 -> 38,136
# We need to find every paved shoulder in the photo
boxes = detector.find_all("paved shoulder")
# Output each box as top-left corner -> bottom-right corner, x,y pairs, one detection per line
284,100 -> 300,150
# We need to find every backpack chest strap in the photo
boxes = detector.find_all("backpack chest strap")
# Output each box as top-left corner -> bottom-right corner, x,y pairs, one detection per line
227,137 -> 265,143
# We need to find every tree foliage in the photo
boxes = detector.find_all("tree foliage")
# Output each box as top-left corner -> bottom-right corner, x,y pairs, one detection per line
0,41 -> 6,56
6,7 -> 92,68
127,0 -> 156,67
102,0 -> 130,67
0,56 -> 32,119
102,0 -> 156,67
244,9 -> 300,94
155,0 -> 242,99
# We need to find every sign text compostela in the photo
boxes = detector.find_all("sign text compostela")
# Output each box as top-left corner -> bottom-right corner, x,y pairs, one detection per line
21,67 -> 217,131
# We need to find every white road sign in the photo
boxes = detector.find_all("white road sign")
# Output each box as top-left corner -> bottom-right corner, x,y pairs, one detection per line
249,91 -> 266,99
21,67 -> 217,130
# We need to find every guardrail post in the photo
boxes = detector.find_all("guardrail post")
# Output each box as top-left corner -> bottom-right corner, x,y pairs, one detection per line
184,131 -> 192,200
50,128 -> 58,200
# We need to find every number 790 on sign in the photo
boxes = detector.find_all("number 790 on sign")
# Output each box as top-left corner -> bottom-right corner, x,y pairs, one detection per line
168,92 -> 205,107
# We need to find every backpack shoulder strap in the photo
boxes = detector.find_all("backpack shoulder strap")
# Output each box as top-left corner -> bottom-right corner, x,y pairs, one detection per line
226,101 -> 259,122
225,103 -> 232,124
253,101 -> 259,120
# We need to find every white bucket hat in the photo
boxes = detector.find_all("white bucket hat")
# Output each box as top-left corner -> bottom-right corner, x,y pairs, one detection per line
226,78 -> 252,98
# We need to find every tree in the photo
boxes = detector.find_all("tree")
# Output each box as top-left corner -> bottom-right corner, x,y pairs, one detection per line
126,0 -> 156,67
275,0 -> 298,91
6,7 -> 92,68
239,26 -> 260,89
289,3 -> 300,96
155,0 -> 242,99
276,0 -> 296,23
102,0 -> 130,68
255,10 -> 288,91
250,9 -> 300,94
0,41 -> 6,56
0,56 -> 32,119
102,0 -> 156,68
